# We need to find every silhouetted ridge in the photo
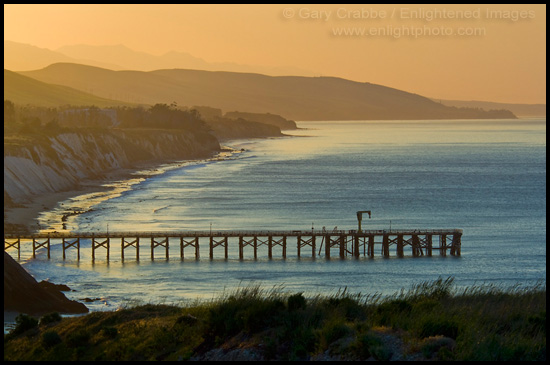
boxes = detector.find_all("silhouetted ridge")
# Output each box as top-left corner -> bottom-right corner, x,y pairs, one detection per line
21,63 -> 516,120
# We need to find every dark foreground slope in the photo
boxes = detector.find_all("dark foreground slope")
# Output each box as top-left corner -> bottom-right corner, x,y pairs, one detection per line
4,279 -> 545,361
21,63 -> 516,121
4,252 -> 88,315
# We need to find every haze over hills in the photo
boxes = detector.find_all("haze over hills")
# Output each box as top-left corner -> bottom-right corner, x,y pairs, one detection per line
5,41 -> 543,117
4,69 -> 131,107
56,43 -> 317,76
4,40 -> 316,76
4,41 -> 123,71
20,63 -> 516,121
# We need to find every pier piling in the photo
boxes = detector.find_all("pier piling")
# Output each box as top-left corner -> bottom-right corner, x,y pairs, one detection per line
4,229 -> 462,262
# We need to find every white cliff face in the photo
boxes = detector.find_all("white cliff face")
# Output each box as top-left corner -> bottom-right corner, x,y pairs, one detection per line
4,155 -> 77,201
4,129 -> 219,204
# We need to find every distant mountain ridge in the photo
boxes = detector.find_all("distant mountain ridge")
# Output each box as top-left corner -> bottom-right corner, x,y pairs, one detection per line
56,43 -> 317,76
4,40 -> 316,76
19,63 -> 516,121
4,41 -> 123,71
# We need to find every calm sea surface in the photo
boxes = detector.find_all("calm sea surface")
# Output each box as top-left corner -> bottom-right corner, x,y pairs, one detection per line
10,119 -> 547,314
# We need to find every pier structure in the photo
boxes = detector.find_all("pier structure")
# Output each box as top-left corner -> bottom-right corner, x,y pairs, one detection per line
5,229 -> 462,262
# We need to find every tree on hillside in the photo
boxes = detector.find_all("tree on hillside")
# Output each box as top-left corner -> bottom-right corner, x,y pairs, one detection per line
4,100 -> 16,125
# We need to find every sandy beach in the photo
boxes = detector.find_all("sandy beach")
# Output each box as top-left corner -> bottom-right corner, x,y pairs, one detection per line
4,158 -> 205,233
4,145 -> 241,234
5,184 -> 115,233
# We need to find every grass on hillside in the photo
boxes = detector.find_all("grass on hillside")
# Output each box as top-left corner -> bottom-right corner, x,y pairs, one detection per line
4,277 -> 546,361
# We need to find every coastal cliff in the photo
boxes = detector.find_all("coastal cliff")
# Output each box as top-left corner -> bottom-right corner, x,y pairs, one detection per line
4,128 -> 220,206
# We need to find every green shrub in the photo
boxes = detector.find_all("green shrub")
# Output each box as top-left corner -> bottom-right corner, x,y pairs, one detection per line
419,336 -> 456,359
287,293 -> 306,312
350,332 -> 381,359
418,317 -> 459,339
41,330 -> 62,348
11,313 -> 38,336
101,326 -> 118,339
39,312 -> 62,326
262,334 -> 278,360
373,298 -> 412,327
244,298 -> 286,333
66,329 -> 90,348
376,298 -> 412,315
326,296 -> 366,321
317,319 -> 352,351
526,311 -> 546,336
207,286 -> 287,338
371,343 -> 393,361
289,326 -> 316,360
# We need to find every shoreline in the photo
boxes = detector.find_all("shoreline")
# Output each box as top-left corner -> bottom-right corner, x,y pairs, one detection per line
3,144 -> 249,234
2,140 -> 258,332
3,159 -> 201,233
4,162 -> 164,233
3,155 -> 222,331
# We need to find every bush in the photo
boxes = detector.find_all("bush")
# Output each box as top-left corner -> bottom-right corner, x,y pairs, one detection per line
40,312 -> 62,326
287,293 -> 306,312
376,298 -> 412,315
41,330 -> 62,348
351,332 -> 376,359
326,296 -> 366,321
419,335 -> 456,359
317,319 -> 352,351
101,326 -> 118,339
374,299 -> 412,326
289,326 -> 316,360
66,329 -> 90,348
207,286 -> 287,338
526,311 -> 546,336
419,317 -> 460,339
351,332 -> 393,360
243,298 -> 285,333
12,314 -> 38,336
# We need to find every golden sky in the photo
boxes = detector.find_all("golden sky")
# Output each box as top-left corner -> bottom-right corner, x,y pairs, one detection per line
4,4 -> 546,104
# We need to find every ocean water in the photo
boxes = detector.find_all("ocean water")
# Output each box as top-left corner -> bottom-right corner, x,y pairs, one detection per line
8,119 -> 546,315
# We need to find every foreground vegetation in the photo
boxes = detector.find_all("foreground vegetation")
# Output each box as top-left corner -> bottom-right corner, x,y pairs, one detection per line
4,278 -> 546,361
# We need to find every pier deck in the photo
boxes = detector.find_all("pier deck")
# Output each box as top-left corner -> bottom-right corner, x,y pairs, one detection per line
5,229 -> 462,261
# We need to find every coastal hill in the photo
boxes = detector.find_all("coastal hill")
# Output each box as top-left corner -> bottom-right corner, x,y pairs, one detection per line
435,99 -> 546,118
20,63 -> 516,121
224,111 -> 297,130
4,70 -> 132,108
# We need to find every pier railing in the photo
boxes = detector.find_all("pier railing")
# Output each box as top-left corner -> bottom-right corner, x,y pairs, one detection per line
4,229 -> 462,261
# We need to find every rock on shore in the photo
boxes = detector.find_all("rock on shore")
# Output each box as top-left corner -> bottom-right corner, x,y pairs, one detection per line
4,252 -> 88,315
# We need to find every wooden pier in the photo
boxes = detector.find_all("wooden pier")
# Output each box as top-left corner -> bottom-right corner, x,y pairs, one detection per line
4,229 -> 462,262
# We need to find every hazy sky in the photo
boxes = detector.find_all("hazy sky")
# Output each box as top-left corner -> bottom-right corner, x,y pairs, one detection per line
4,4 -> 546,104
